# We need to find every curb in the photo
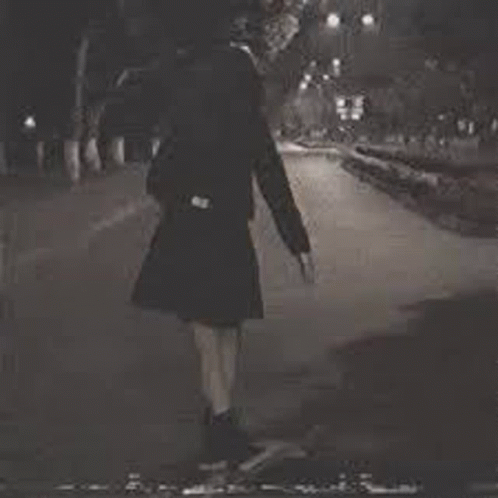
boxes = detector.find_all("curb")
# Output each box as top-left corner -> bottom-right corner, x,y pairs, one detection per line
276,142 -> 342,155
339,152 -> 498,238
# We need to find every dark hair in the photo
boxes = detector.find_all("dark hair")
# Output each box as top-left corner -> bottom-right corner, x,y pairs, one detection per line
149,0 -> 235,48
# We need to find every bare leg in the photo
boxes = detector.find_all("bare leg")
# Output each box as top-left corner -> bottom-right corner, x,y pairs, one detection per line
219,326 -> 241,400
193,322 -> 230,416
192,322 -> 252,465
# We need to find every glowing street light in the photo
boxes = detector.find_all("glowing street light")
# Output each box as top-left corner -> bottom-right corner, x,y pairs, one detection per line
24,115 -> 36,130
332,58 -> 341,77
326,13 -> 341,29
362,13 -> 375,27
354,95 -> 364,107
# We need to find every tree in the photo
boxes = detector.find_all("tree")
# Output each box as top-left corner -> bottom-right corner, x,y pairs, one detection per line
7,0 -> 118,182
387,0 -> 498,92
39,0 -> 325,173
88,0 -> 324,138
258,0 -> 324,124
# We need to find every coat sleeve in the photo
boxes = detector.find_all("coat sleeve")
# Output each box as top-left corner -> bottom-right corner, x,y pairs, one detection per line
239,51 -> 310,256
145,133 -> 175,209
253,115 -> 311,256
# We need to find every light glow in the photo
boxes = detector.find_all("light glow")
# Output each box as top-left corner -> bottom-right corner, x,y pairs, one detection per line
24,115 -> 36,129
327,13 -> 341,28
362,13 -> 375,27
336,97 -> 346,108
354,95 -> 364,107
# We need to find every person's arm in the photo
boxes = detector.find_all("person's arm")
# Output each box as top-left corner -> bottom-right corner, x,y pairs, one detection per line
236,47 -> 310,257
253,114 -> 311,256
146,129 -> 175,206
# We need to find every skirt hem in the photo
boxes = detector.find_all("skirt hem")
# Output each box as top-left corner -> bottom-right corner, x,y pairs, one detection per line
129,299 -> 263,328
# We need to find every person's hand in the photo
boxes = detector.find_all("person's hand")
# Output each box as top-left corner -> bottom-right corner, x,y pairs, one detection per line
297,252 -> 315,285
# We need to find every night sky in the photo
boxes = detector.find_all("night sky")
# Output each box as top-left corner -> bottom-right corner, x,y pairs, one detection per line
6,0 -> 498,128
9,0 -> 498,72
386,0 -> 498,42
7,1 -> 117,127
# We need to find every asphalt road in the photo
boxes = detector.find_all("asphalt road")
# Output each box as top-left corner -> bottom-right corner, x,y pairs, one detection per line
3,150 -> 498,486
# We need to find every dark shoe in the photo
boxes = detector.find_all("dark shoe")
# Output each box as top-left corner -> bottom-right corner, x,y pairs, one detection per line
199,406 -> 230,471
199,406 -> 220,467
211,410 -> 257,469
201,405 -> 212,454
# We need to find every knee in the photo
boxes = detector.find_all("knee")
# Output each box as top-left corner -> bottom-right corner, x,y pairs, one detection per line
191,321 -> 217,350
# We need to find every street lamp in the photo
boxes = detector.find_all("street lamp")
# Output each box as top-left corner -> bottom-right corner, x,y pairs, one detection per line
23,115 -> 36,130
326,12 -> 341,29
361,13 -> 375,27
332,58 -> 341,77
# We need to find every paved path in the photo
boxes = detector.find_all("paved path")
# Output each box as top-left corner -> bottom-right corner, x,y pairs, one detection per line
3,151 -> 497,485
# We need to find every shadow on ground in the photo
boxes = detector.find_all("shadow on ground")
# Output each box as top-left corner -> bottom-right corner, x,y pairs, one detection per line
3,288 -> 497,487
257,287 -> 498,463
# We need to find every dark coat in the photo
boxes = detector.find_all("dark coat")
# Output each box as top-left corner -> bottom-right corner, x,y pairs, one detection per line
131,43 -> 310,327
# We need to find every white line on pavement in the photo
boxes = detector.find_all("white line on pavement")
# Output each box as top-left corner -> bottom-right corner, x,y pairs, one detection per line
14,197 -> 155,268
88,197 -> 154,235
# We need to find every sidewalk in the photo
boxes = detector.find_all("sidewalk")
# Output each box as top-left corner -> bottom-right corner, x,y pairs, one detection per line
0,150 -> 496,492
287,137 -> 498,236
0,171 -> 74,207
0,164 -> 154,274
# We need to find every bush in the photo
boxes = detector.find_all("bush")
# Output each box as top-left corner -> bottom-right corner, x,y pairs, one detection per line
343,150 -> 498,234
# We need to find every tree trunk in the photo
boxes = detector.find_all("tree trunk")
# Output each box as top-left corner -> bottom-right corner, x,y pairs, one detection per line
36,140 -> 45,175
84,102 -> 106,172
151,137 -> 161,157
84,137 -> 101,172
65,34 -> 90,184
109,136 -> 126,166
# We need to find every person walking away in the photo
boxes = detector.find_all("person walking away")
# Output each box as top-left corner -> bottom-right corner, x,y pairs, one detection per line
131,2 -> 315,471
